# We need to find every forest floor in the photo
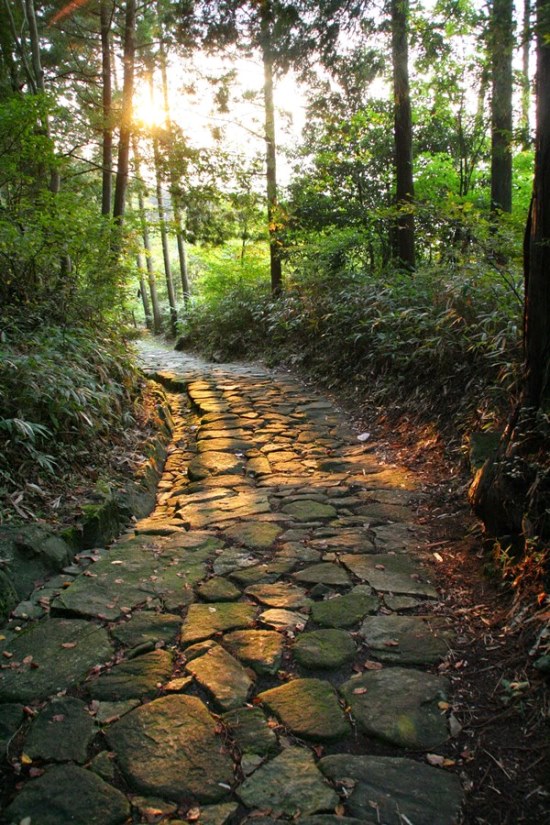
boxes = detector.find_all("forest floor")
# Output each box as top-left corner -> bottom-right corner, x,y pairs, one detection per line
0,337 -> 548,825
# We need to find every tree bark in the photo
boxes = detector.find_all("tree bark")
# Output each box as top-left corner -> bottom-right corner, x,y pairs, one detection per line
137,253 -> 153,329
391,0 -> 415,270
132,140 -> 163,334
260,1 -> 283,295
490,0 -> 514,213
158,28 -> 191,302
100,0 -> 113,217
112,0 -> 136,228
521,0 -> 532,148
524,0 -> 550,408
153,128 -> 178,335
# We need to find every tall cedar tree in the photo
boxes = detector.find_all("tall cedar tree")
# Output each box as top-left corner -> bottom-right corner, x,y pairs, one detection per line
490,0 -> 514,212
391,0 -> 415,269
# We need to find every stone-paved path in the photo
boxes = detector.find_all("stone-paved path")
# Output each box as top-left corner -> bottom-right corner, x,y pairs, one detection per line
0,340 -> 464,824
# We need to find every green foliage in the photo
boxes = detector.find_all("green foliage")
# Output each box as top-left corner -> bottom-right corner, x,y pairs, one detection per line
183,232 -> 522,432
0,320 -> 138,495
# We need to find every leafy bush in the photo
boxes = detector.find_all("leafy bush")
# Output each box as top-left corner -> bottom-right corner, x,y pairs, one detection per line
0,319 -> 138,496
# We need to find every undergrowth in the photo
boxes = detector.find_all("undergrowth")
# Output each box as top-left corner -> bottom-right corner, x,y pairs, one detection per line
0,315 -> 140,521
179,262 -> 523,436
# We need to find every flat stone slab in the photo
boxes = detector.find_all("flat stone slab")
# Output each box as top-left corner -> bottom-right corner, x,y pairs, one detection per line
341,667 -> 449,750
24,697 -> 96,763
199,802 -> 240,825
5,764 -> 130,825
293,563 -> 351,587
110,612 -> 181,648
0,619 -> 113,702
223,522 -> 282,549
359,615 -> 453,664
259,608 -> 308,631
310,592 -> 378,627
222,706 -> 279,755
185,643 -> 254,710
245,582 -> 310,608
281,501 -> 337,521
88,649 -> 173,700
319,755 -> 463,825
223,629 -> 284,675
181,602 -> 258,644
54,540 -> 210,619
293,629 -> 356,669
106,694 -> 233,802
197,577 -> 242,602
258,678 -> 350,741
236,747 -> 339,816
188,452 -> 244,480
341,553 -> 438,598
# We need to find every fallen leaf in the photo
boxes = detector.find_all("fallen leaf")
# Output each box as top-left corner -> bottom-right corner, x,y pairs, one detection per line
364,660 -> 383,670
438,701 -> 451,711
352,687 -> 368,695
375,564 -> 385,570
426,753 -> 456,768
29,768 -> 45,779
20,753 -> 33,765
2,651 -> 13,659
61,642 -> 77,649
334,803 -> 346,816
383,639 -> 400,647
187,807 -> 201,822
52,714 -> 65,723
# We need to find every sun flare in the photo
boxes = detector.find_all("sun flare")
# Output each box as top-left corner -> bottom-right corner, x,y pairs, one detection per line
132,83 -> 167,128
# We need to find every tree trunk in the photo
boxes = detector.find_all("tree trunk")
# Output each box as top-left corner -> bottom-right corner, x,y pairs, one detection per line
260,1 -> 283,295
137,253 -> 153,329
490,0 -> 514,213
112,0 -> 136,228
132,139 -> 163,334
153,130 -> 178,335
470,0 -> 550,561
158,28 -> 191,302
100,0 -> 113,217
391,0 -> 415,270
524,0 -> 550,409
521,0 -> 531,149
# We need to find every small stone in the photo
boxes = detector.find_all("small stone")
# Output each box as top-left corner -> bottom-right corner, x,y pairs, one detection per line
94,699 -> 140,724
24,697 -> 96,763
181,602 -> 258,644
260,608 -> 308,631
258,678 -> 350,741
197,578 -> 241,602
282,501 -> 337,521
198,802 -> 240,825
89,751 -> 116,782
222,707 -> 279,756
293,563 -> 351,587
236,747 -> 339,816
245,582 -> 310,609
294,629 -> 356,669
359,616 -> 453,665
223,629 -> 284,675
5,764 -> 130,825
88,650 -> 173,700
185,643 -> 254,710
223,522 -> 282,549
311,592 -> 378,628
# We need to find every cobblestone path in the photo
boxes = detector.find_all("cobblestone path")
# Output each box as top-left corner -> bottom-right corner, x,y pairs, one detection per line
0,340 -> 464,824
